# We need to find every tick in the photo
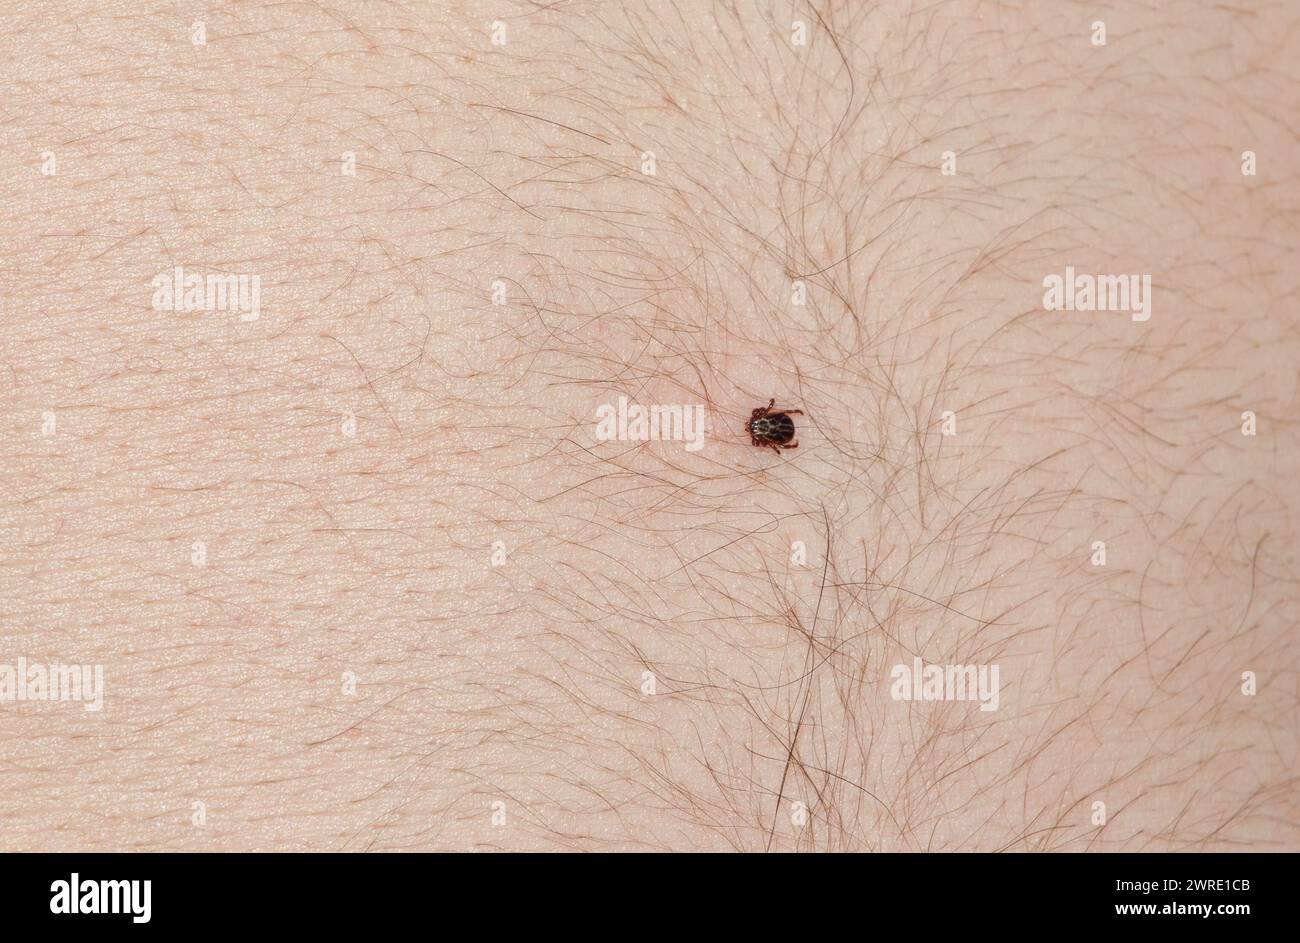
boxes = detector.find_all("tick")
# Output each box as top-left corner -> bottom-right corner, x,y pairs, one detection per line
746,399 -> 803,454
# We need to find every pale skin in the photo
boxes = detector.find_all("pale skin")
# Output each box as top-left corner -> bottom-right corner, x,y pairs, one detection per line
1,1 -> 1297,851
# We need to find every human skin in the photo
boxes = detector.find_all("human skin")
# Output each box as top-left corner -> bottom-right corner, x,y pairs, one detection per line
0,1 -> 1297,852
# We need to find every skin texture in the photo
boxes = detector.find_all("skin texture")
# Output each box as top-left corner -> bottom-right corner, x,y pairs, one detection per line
0,1 -> 1297,851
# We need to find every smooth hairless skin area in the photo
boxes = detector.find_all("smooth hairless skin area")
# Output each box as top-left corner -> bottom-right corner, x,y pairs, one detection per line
0,2 -> 1296,852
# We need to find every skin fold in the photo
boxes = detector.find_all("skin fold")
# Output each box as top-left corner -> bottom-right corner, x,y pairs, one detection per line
0,1 -> 1297,851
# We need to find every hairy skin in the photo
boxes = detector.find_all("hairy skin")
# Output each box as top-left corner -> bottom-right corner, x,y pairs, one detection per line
0,1 -> 1297,851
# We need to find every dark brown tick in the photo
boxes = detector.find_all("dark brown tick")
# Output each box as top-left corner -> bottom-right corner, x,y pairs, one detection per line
745,399 -> 803,454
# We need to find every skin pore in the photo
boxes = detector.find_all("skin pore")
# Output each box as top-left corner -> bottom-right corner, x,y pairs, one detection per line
1,1 -> 1297,851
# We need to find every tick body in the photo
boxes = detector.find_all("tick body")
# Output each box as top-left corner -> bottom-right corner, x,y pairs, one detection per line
745,399 -> 803,454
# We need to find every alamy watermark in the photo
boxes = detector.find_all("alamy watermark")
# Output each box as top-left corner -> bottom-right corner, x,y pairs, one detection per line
152,265 -> 261,321
890,658 -> 999,711
0,657 -> 104,711
1042,266 -> 1151,321
594,396 -> 707,452
50,874 -> 150,923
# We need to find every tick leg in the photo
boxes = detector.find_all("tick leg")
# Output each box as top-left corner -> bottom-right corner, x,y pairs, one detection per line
782,409 -> 804,416
783,440 -> 799,449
